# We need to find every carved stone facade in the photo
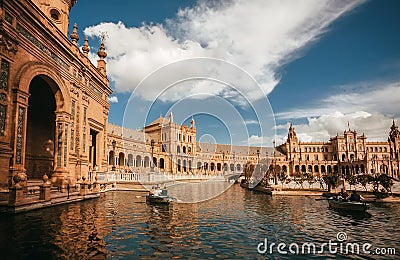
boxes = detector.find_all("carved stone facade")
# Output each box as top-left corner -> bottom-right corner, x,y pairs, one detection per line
274,122 -> 400,178
106,119 -> 400,179
0,0 -> 112,189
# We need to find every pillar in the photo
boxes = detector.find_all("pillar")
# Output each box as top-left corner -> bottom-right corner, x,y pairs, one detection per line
51,111 -> 70,186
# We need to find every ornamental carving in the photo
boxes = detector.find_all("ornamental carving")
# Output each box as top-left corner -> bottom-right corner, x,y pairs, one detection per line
82,92 -> 90,104
69,83 -> 80,97
0,33 -> 18,57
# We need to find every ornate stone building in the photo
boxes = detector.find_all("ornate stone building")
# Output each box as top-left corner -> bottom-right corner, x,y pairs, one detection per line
106,118 -> 400,179
273,121 -> 400,178
0,0 -> 112,189
106,113 -> 273,175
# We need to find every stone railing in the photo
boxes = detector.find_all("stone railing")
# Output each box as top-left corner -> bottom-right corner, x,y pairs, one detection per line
89,171 -> 224,184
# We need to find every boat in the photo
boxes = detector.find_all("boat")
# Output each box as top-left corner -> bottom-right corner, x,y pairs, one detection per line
328,198 -> 370,212
146,188 -> 175,205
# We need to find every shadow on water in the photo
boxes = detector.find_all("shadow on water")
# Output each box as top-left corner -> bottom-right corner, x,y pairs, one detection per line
0,186 -> 399,259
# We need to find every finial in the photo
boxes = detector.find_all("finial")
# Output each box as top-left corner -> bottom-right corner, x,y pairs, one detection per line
97,31 -> 108,60
347,121 -> 350,130
82,36 -> 90,57
70,23 -> 79,45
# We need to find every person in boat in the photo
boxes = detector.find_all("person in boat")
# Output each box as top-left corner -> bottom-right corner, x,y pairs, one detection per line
348,190 -> 364,202
337,188 -> 349,201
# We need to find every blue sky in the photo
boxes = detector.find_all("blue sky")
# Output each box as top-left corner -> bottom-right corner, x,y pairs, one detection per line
69,0 -> 400,146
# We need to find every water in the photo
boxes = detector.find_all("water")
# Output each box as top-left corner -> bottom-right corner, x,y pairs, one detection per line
0,184 -> 399,259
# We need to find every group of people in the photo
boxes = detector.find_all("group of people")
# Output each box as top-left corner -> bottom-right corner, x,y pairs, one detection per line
337,188 -> 365,202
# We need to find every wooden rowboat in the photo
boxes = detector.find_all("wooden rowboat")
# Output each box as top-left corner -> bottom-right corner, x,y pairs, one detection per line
328,198 -> 370,212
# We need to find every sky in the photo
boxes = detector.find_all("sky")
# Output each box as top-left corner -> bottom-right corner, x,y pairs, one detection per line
69,0 -> 400,147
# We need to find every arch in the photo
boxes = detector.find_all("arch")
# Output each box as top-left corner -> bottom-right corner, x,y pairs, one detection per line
189,160 -> 192,171
282,165 -> 287,173
183,159 -> 187,172
210,162 -> 215,171
321,165 -> 326,173
15,61 -> 71,112
127,154 -> 133,167
355,165 -> 359,174
204,162 -> 209,171
109,151 -> 114,165
118,152 -> 125,166
236,164 -> 241,171
342,154 -> 346,162
294,165 -> 300,173
360,164 -> 365,173
183,146 -> 186,154
159,158 -> 165,169
136,155 -> 142,167
314,165 -> 319,173
177,145 -> 181,153
223,163 -> 228,172
144,156 -> 149,168
308,165 -> 312,173
152,157 -> 157,167
301,165 -> 306,173
327,165 -> 332,173
217,163 -> 221,171
197,162 -> 202,170
177,159 -> 181,172
230,163 -> 234,171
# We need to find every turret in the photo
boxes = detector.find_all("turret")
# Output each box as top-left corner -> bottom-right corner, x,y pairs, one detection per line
31,0 -> 76,35
97,39 -> 107,76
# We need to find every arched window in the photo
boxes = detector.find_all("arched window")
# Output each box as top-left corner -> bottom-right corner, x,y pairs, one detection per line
177,145 -> 181,153
119,152 -> 125,166
144,156 -> 149,168
217,163 -> 221,171
159,158 -> 165,169
109,151 -> 114,165
183,146 -> 186,154
136,155 -> 141,167
188,147 -> 191,154
127,154 -> 133,167
177,159 -> 181,172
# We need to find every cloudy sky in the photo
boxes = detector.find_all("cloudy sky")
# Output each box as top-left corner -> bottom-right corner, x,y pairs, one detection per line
70,0 -> 400,146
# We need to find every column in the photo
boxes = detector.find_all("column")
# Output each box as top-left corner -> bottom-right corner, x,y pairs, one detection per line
8,89 -> 29,190
51,111 -> 70,187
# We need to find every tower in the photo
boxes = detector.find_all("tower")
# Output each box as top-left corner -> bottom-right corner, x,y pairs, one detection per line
31,0 -> 77,35
286,122 -> 298,161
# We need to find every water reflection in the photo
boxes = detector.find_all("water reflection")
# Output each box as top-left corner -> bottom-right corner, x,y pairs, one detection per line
0,185 -> 399,259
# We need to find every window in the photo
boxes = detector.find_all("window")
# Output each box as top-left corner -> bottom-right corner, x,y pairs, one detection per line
50,9 -> 60,21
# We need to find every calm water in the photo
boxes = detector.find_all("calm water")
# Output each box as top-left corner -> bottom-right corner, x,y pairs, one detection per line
0,184 -> 399,259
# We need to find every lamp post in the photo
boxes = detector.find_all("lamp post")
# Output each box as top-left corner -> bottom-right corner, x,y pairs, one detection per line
222,151 -> 225,175
111,140 -> 116,171
233,152 -> 236,174
150,139 -> 155,173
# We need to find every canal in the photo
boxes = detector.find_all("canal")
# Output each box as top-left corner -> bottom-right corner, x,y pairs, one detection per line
0,184 -> 399,259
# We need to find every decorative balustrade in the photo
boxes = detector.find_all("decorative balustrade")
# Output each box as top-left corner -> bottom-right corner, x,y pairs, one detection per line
88,170 -> 226,184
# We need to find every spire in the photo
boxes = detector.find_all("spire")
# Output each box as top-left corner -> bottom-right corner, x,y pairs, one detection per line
190,116 -> 195,129
97,35 -> 107,76
82,36 -> 90,57
97,40 -> 107,60
169,111 -> 174,124
347,121 -> 350,130
70,23 -> 79,45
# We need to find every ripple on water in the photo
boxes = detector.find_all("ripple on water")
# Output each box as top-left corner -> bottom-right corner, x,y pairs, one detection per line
0,185 -> 399,259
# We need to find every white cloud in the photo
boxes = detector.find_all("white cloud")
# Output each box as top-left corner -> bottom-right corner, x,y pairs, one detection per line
275,81 -> 400,120
84,0 -> 363,103
275,111 -> 395,143
108,96 -> 119,103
